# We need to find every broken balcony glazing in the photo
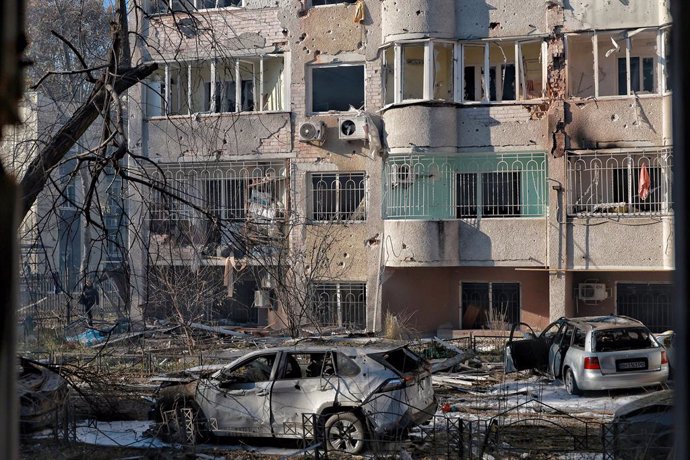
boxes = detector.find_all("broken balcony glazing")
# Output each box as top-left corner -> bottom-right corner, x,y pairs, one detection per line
145,56 -> 285,117
567,28 -> 670,98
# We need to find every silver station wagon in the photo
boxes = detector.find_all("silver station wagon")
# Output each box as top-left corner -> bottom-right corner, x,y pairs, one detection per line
152,343 -> 436,453
505,315 -> 669,395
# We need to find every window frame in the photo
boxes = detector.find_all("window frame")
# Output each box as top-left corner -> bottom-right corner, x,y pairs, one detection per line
460,281 -> 521,329
309,171 -> 367,222
455,170 -> 523,218
566,27 -> 671,99
145,55 -> 286,118
309,0 -> 357,7
311,281 -> 367,330
382,38 -> 547,108
308,62 -> 366,114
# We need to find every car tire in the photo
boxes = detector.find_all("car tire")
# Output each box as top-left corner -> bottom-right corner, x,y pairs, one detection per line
564,368 -> 583,396
324,412 -> 366,454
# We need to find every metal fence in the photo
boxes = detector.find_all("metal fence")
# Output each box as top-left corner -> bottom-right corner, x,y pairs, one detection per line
567,148 -> 673,216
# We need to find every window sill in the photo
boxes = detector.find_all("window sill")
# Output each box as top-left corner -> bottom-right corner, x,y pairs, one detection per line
146,110 -> 290,120
383,216 -> 547,221
567,93 -> 668,102
380,99 -> 546,113
309,219 -> 367,225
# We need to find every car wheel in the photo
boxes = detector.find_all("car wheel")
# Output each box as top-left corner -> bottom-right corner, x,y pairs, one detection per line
564,368 -> 583,396
324,412 -> 365,454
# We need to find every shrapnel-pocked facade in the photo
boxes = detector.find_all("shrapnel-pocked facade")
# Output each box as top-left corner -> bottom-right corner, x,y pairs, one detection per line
127,0 -> 673,335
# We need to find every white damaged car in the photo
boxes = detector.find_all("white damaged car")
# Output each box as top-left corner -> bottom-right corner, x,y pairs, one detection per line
152,343 -> 436,453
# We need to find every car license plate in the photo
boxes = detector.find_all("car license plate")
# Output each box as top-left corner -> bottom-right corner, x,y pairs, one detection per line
616,359 -> 648,372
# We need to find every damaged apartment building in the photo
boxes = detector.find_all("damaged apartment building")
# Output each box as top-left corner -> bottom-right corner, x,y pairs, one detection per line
127,0 -> 673,335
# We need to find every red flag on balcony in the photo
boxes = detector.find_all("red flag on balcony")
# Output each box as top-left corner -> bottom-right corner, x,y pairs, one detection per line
638,163 -> 651,201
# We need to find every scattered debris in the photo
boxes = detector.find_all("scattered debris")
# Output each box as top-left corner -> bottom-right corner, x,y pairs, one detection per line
18,358 -> 69,433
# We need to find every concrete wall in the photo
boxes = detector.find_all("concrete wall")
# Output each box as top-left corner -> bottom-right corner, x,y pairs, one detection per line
564,0 -> 670,32
566,97 -> 665,149
567,218 -> 671,269
145,112 -> 292,161
381,0 -> 455,41
382,266 -> 550,334
456,0 -> 550,39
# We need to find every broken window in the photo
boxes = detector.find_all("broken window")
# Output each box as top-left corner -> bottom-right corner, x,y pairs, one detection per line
311,172 -> 366,221
568,29 -> 662,98
461,282 -> 520,330
402,44 -> 425,100
383,41 -> 456,104
567,149 -> 672,216
462,40 -> 543,102
221,354 -> 276,384
148,0 -> 243,13
455,171 -> 521,218
311,64 -> 364,112
146,57 -> 284,117
383,46 -> 395,105
312,0 -> 357,6
278,353 -> 335,379
312,282 -> 366,329
434,43 -> 454,101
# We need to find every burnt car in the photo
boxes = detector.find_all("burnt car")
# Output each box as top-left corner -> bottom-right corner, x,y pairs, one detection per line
152,344 -> 436,453
505,315 -> 669,395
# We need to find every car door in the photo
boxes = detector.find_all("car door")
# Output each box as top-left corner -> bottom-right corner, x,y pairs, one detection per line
548,323 -> 574,378
197,352 -> 277,437
505,321 -> 563,372
269,351 -> 339,437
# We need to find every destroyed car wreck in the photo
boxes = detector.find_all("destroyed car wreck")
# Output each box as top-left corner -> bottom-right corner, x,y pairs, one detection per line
18,358 -> 69,433
151,343 -> 436,453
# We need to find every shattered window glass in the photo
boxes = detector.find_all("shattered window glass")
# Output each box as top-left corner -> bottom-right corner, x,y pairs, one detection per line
311,172 -> 366,221
311,65 -> 364,112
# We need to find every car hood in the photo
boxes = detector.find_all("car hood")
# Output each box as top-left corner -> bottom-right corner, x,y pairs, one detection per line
614,389 -> 673,419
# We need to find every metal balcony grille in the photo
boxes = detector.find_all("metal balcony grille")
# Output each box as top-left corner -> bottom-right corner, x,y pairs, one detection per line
384,153 -> 547,219
312,282 -> 366,330
148,160 -> 287,233
567,148 -> 673,216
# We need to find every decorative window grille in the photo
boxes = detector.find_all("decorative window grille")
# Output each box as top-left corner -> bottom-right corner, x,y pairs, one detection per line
567,149 -> 672,216
148,161 -> 287,235
384,153 -> 546,219
311,172 -> 366,221
312,282 -> 366,330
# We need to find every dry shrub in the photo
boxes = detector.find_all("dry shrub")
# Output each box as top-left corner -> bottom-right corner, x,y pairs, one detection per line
383,310 -> 418,340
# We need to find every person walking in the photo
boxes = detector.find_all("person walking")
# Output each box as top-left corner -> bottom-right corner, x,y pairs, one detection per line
78,279 -> 99,327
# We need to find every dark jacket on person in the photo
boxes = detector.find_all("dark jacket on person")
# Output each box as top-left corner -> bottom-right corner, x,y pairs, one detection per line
79,285 -> 99,310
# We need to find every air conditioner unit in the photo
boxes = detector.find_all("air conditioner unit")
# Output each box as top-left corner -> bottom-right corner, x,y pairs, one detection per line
254,289 -> 270,308
338,115 -> 368,140
578,283 -> 608,302
299,121 -> 325,142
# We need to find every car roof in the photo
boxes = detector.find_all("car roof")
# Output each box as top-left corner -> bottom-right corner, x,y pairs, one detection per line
563,315 -> 646,331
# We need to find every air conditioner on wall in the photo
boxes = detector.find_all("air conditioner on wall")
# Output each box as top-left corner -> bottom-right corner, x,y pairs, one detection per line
578,283 -> 608,302
298,121 -> 325,143
338,115 -> 368,140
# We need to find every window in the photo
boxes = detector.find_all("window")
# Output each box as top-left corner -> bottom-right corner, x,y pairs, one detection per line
456,171 -> 521,218
312,282 -> 366,329
311,172 -> 366,221
145,57 -> 284,117
312,0 -> 356,5
221,354 -> 276,384
573,328 -> 587,348
148,0 -> 243,14
617,283 -> 672,333
311,65 -> 364,112
402,44 -> 425,100
592,328 -> 656,353
461,282 -> 520,329
462,41 -> 543,102
567,149 -> 672,216
568,29 -> 664,98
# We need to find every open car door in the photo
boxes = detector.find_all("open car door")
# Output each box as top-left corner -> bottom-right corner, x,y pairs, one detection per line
505,322 -> 550,372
